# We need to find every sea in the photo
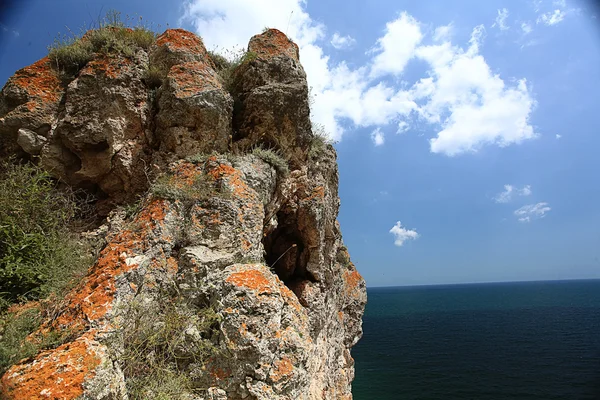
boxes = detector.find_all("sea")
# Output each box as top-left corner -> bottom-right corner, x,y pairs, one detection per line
352,280 -> 600,400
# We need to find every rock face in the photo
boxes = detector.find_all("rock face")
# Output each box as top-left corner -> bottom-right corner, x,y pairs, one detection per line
0,28 -> 366,399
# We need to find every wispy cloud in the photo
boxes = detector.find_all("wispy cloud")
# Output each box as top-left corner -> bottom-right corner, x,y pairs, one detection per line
521,22 -> 533,34
371,128 -> 384,146
492,8 -> 510,30
537,9 -> 566,25
389,221 -> 420,246
330,32 -> 356,49
514,202 -> 551,222
433,23 -> 453,42
556,134 -> 562,139
495,184 -> 532,203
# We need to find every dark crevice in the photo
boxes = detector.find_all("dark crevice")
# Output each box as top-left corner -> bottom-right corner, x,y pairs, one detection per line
263,211 -> 316,303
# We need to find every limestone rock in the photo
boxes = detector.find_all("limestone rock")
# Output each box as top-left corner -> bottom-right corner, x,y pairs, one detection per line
153,29 -> 233,158
16,128 -> 47,155
0,27 -> 366,400
0,57 -> 64,157
232,29 -> 312,168
41,51 -> 151,203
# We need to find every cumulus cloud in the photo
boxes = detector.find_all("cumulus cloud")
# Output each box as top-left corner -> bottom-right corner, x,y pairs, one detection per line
389,221 -> 419,246
371,128 -> 385,146
492,8 -> 510,30
370,12 -> 423,78
495,184 -> 532,203
514,202 -> 551,222
331,32 -> 356,49
416,26 -> 537,155
180,1 -> 536,155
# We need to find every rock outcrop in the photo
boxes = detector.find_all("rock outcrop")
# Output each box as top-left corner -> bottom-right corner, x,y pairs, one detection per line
0,28 -> 366,399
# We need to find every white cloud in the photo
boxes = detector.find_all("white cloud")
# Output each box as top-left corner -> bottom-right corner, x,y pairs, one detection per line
331,32 -> 356,49
397,120 -> 409,134
537,9 -> 566,25
514,202 -> 551,222
181,0 -> 323,51
180,2 -> 536,155
433,23 -> 453,42
521,22 -> 533,34
495,184 -> 532,203
389,221 -> 420,246
369,12 -> 423,78
416,26 -> 537,155
556,134 -> 562,139
492,8 -> 510,30
371,128 -> 385,146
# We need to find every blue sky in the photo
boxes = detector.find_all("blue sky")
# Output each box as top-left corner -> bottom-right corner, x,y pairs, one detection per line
1,0 -> 599,287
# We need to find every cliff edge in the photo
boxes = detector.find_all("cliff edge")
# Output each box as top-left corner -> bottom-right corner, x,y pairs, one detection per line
0,27 -> 366,399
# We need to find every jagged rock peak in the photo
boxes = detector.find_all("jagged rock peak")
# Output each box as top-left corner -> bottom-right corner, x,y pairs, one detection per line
0,27 -> 366,399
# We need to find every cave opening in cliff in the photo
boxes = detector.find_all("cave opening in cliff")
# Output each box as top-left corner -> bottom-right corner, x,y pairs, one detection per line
263,212 -> 317,302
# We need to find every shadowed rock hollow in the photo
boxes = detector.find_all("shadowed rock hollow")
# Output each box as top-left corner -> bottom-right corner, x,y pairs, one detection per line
0,27 -> 366,399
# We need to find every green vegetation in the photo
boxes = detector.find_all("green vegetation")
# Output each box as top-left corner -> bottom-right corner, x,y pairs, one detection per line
0,304 -> 73,374
143,65 -> 165,89
252,147 -> 290,177
208,48 -> 258,93
121,298 -> 221,399
48,10 -> 156,74
0,161 -> 91,308
309,122 -> 334,159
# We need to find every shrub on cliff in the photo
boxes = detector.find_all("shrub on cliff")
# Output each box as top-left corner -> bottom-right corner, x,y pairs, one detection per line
252,147 -> 290,177
48,10 -> 156,74
208,48 -> 258,93
0,161 -> 90,308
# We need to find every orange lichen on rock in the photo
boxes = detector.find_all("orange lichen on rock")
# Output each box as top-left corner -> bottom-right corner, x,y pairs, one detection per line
39,199 -> 169,333
207,162 -> 253,200
171,161 -> 203,185
343,268 -> 364,299
302,185 -> 325,202
226,269 -> 272,294
10,57 -> 62,110
249,29 -> 299,61
82,55 -> 132,79
155,28 -> 208,57
270,356 -> 294,382
169,61 -> 223,97
207,363 -> 231,381
1,331 -> 102,400
241,238 -> 252,251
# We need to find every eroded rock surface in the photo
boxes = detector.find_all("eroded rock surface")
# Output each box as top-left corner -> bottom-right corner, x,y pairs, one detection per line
0,28 -> 366,399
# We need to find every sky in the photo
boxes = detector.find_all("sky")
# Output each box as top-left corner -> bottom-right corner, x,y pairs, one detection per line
1,0 -> 599,287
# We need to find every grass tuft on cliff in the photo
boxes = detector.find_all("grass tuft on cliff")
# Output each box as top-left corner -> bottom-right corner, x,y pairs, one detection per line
309,122 -> 335,159
48,9 -> 156,74
121,297 -> 221,399
208,48 -> 258,93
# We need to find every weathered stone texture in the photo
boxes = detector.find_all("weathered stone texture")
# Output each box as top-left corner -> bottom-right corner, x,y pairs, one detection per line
0,28 -> 366,400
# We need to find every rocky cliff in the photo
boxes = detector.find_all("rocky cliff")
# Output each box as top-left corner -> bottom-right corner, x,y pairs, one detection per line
0,27 -> 366,399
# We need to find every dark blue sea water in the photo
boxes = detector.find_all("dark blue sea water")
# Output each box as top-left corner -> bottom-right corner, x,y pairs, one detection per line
352,280 -> 600,399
